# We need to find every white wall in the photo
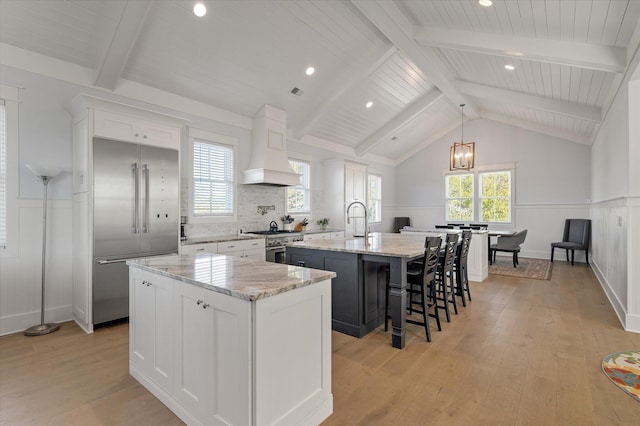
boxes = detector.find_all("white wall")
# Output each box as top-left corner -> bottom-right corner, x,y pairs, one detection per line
590,53 -> 640,332
393,118 -> 591,260
0,66 -> 396,334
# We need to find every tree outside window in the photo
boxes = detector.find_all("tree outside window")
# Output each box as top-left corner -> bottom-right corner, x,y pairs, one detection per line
480,171 -> 511,223
446,174 -> 473,222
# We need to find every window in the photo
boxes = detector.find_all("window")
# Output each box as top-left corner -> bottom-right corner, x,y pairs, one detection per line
192,139 -> 234,217
287,159 -> 310,214
0,100 -> 6,247
367,174 -> 382,223
446,173 -> 473,222
479,171 -> 512,223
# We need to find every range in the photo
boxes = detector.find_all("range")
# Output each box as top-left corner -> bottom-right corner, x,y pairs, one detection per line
246,222 -> 303,263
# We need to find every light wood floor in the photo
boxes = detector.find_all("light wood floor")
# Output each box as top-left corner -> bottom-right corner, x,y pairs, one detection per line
1,261 -> 639,425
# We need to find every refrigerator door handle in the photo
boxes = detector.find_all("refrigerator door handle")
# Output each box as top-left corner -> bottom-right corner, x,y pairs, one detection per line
132,162 -> 140,234
142,164 -> 150,233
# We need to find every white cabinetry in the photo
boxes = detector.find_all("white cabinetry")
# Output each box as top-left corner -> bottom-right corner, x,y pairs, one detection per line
128,266 -> 332,426
129,269 -> 174,390
181,239 -> 265,261
173,280 -> 251,425
70,95 -> 183,333
218,239 -> 265,261
93,110 -> 180,149
180,242 -> 218,255
323,159 -> 367,238
304,231 -> 345,241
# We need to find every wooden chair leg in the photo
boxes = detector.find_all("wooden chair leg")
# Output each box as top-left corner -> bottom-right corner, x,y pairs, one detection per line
565,249 -> 569,262
571,250 -> 575,265
551,246 -> 554,262
512,253 -> 517,267
585,250 -> 589,264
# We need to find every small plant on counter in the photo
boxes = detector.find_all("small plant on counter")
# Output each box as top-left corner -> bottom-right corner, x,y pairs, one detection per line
280,215 -> 295,224
316,218 -> 330,230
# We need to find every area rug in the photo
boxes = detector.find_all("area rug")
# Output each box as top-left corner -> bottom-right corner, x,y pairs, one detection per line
488,257 -> 552,280
602,351 -> 640,402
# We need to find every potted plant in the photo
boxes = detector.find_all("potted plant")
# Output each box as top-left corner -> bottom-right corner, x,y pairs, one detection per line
281,215 -> 294,230
316,218 -> 330,230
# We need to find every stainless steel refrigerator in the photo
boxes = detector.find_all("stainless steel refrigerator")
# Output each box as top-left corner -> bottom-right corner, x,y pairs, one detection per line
92,137 -> 179,325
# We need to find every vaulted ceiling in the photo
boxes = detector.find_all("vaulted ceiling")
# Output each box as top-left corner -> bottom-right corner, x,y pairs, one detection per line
1,0 -> 639,165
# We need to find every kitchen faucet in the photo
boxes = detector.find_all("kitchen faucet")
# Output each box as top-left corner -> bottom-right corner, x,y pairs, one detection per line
346,200 -> 369,242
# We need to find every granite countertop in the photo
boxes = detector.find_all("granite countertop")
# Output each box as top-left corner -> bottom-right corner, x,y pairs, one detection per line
289,232 -> 425,258
127,253 -> 336,301
400,227 -> 489,234
182,234 -> 264,246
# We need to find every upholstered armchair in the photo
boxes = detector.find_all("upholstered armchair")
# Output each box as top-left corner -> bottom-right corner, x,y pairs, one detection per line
550,219 -> 591,265
490,229 -> 528,268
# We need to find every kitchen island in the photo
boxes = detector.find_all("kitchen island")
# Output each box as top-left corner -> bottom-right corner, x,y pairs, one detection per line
287,233 -> 426,349
127,253 -> 335,426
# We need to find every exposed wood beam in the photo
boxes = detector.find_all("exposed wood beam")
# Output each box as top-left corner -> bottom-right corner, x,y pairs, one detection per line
293,43 -> 397,139
293,135 -> 396,167
94,0 -> 153,90
354,90 -> 444,156
351,0 -> 479,119
413,27 -> 626,74
393,117 -> 461,166
456,81 -> 602,123
480,111 -> 590,145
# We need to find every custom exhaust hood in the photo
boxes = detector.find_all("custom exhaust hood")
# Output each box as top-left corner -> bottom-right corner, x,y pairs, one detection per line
243,104 -> 301,186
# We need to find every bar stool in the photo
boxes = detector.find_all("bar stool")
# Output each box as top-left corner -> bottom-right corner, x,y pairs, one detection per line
454,230 -> 472,307
405,236 -> 441,342
435,233 -> 458,322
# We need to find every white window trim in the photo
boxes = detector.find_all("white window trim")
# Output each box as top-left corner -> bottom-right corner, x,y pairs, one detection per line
367,173 -> 382,224
286,157 -> 311,215
444,163 -> 515,227
187,128 -> 237,224
0,84 -> 20,257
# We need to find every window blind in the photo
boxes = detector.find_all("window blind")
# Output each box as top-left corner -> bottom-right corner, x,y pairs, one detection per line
0,100 -> 6,247
193,140 -> 234,216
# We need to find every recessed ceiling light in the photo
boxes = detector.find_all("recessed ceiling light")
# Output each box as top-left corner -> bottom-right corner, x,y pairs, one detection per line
305,67 -> 315,76
504,64 -> 515,70
193,2 -> 207,17
479,0 -> 493,6
365,101 -> 373,109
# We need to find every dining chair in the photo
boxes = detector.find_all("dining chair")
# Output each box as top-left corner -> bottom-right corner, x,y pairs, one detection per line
550,219 -> 591,265
490,229 -> 528,267
435,233 -> 459,322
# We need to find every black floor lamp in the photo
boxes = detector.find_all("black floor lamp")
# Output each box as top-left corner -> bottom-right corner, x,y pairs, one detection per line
24,164 -> 62,336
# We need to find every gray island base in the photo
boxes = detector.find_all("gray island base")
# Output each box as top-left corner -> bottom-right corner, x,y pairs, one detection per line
287,232 -> 427,349
127,253 -> 335,426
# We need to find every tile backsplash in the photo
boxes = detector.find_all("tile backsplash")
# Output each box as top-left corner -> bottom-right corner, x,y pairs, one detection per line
182,180 -> 327,237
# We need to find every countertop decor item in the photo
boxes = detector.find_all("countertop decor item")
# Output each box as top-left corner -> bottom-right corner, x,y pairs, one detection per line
24,164 -> 63,336
602,351 -> 640,402
316,218 -> 330,230
450,104 -> 475,171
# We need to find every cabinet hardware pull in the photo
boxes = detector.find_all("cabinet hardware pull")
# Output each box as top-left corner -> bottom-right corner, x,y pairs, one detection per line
196,299 -> 203,305
142,280 -> 152,286
297,261 -> 306,267
202,303 -> 210,309
135,133 -> 139,137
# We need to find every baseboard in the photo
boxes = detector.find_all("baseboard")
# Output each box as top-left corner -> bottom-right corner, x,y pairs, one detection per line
590,260 -> 627,330
625,313 -> 640,333
0,305 -> 72,336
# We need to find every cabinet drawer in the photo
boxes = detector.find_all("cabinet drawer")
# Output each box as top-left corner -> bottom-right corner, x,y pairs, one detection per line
181,243 -> 218,255
305,233 -> 330,241
218,239 -> 264,253
330,232 -> 345,239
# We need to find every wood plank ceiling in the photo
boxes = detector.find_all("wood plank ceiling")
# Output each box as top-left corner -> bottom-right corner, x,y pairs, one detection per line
1,0 -> 639,164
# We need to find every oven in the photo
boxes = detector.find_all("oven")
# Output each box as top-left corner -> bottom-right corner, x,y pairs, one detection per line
266,245 -> 287,263
246,230 -> 303,263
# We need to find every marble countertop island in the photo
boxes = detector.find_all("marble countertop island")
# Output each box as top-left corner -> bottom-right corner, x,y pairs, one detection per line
289,232 -> 426,258
127,252 -> 335,301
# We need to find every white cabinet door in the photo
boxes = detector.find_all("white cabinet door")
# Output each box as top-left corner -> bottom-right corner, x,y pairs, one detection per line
242,248 -> 266,261
173,281 -> 252,426
130,270 -> 174,390
93,109 -> 179,149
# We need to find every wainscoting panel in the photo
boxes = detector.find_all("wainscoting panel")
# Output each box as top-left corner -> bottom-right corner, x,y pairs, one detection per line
0,199 -> 73,335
